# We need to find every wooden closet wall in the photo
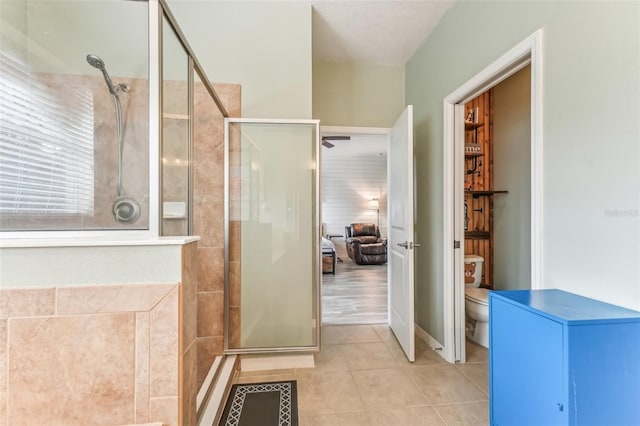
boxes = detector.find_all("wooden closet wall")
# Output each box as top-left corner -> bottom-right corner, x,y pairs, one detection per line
464,90 -> 494,287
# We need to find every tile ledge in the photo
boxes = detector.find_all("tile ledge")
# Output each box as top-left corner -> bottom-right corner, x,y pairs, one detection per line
0,236 -> 200,248
117,423 -> 165,426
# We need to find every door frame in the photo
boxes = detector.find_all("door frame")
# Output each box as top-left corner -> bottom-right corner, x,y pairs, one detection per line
442,29 -> 544,363
319,125 -> 391,325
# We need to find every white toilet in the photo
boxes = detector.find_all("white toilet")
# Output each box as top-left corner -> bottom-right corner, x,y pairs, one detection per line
464,254 -> 489,348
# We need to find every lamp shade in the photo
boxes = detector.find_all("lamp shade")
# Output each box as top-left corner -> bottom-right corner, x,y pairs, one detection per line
368,199 -> 380,210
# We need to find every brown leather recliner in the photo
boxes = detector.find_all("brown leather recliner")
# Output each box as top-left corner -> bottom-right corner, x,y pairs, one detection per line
345,223 -> 387,265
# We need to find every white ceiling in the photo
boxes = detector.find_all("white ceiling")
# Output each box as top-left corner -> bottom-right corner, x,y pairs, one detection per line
322,134 -> 388,158
311,0 -> 455,64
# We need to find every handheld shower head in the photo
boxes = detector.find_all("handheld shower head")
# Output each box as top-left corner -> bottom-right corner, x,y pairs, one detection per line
86,53 -> 129,95
86,54 -> 105,70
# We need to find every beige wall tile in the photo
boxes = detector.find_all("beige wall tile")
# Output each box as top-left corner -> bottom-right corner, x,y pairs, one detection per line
229,307 -> 241,348
229,261 -> 241,307
181,244 -> 198,350
150,287 -> 179,397
8,313 -> 135,426
0,320 -> 6,387
135,312 -> 150,423
149,397 -> 178,426
0,288 -> 54,319
197,248 -> 224,293
229,221 -> 241,261
0,393 -> 5,426
197,337 -> 223,385
180,342 -> 197,426
192,199 -> 224,248
197,292 -> 223,338
56,284 -> 176,315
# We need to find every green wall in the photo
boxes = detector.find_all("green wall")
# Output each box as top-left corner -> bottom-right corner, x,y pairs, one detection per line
493,65 -> 531,291
406,1 -> 640,343
169,1 -> 312,119
313,60 -> 404,127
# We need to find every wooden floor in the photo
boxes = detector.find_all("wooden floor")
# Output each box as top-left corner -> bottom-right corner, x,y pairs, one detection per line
321,238 -> 388,324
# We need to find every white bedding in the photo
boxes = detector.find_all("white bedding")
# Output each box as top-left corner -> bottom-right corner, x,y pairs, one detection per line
321,236 -> 335,252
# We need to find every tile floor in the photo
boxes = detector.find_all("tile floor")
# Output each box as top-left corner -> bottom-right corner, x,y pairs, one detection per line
234,324 -> 489,426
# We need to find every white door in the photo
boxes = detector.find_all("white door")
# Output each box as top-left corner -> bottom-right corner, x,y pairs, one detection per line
388,105 -> 416,362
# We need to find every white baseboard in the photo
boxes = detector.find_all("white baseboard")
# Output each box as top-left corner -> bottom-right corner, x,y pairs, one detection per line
240,353 -> 315,372
415,323 -> 449,362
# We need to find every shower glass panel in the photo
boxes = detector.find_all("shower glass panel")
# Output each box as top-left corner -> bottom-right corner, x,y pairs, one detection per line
0,0 -> 149,231
160,16 -> 190,236
226,119 -> 320,352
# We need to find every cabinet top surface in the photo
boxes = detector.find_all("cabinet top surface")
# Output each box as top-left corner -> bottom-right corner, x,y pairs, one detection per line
491,289 -> 640,324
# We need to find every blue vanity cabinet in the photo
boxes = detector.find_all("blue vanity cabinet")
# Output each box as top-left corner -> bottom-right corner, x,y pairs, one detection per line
489,290 -> 640,426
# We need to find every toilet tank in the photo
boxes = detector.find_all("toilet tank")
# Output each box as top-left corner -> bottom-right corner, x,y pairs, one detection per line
464,254 -> 484,287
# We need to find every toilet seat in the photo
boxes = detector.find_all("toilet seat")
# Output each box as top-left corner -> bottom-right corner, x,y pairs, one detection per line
465,288 -> 489,306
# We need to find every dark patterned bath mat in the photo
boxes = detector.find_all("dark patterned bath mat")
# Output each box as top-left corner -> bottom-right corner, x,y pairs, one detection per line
219,380 -> 298,426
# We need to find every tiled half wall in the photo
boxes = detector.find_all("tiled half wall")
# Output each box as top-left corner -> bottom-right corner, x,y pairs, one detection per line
0,242 -> 198,426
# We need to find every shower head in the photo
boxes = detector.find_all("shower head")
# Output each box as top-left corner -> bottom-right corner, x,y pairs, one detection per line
86,54 -> 105,70
86,53 -> 130,95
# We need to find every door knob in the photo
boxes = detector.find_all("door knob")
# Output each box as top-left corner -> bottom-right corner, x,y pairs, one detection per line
397,241 -> 409,249
410,242 -> 421,249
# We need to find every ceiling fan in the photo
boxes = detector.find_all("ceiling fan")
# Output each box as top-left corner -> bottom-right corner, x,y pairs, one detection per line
321,135 -> 350,148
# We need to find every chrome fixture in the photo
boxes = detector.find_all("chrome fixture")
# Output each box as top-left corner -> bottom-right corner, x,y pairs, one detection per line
86,54 -> 140,223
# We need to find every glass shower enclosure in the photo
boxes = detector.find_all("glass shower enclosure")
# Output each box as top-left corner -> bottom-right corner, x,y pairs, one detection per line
225,119 -> 321,353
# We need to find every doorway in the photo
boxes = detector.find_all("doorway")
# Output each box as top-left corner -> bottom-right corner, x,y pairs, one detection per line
319,126 -> 390,325
442,30 -> 544,363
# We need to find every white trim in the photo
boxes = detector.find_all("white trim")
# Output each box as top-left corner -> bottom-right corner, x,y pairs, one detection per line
0,235 -> 199,248
148,0 -> 161,238
240,353 -> 315,372
442,102 -> 456,364
321,125 -> 391,136
415,323 -> 448,362
197,355 -> 237,426
226,117 -> 320,125
442,29 -> 544,363
197,356 -> 223,412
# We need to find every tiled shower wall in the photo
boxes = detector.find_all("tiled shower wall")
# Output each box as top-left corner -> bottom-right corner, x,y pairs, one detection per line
0,73 -> 150,231
192,82 -> 241,386
0,242 -> 198,426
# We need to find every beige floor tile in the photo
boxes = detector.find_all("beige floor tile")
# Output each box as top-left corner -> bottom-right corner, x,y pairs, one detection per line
432,401 -> 489,425
367,406 -> 446,426
371,324 -> 396,343
340,342 -> 398,370
409,365 -> 487,404
465,340 -> 488,363
352,368 -> 428,410
300,344 -> 349,373
322,325 -> 381,344
297,371 -> 364,416
455,363 -> 489,394
303,411 -> 370,426
386,337 -> 446,366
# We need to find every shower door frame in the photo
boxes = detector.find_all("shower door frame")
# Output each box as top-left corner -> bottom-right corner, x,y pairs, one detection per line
223,117 -> 322,354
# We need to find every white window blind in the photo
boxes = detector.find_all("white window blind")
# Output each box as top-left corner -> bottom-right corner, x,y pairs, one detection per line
0,52 -> 94,216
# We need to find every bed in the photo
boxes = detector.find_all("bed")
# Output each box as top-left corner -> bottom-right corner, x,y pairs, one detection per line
321,237 -> 336,274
